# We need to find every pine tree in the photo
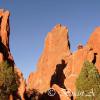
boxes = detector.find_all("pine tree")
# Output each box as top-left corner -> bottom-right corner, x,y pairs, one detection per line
75,61 -> 100,100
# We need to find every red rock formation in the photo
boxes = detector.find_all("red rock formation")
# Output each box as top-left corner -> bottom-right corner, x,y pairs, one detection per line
0,9 -> 25,100
52,84 -> 72,100
28,25 -> 100,100
1,8 -> 99,99
64,46 -> 94,94
1,8 -> 100,100
28,24 -> 71,93
64,27 -> 100,95
14,67 -> 26,100
87,27 -> 100,71
0,9 -> 10,50
0,9 -> 11,62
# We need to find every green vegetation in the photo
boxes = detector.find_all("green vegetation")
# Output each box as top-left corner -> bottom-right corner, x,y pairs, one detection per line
0,61 -> 18,99
24,89 -> 42,100
75,61 -> 100,100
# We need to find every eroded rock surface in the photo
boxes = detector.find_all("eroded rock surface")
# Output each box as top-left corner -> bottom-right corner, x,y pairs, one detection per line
87,27 -> 100,71
1,9 -> 100,100
0,9 -> 26,100
0,9 -> 12,62
28,25 -> 100,100
14,67 -> 26,100
28,24 -> 71,93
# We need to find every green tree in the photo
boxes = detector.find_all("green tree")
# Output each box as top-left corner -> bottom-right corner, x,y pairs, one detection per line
75,61 -> 100,100
0,61 -> 18,100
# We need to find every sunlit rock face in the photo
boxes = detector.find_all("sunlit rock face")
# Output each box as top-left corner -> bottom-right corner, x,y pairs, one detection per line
28,24 -> 100,100
87,27 -> 100,71
64,46 -> 94,93
0,9 -> 12,63
1,8 -> 100,100
14,67 -> 26,100
64,27 -> 100,98
0,9 -> 26,100
28,24 -> 71,93
0,9 -> 10,49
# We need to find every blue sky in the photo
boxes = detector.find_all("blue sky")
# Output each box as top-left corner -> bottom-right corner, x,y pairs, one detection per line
0,0 -> 100,78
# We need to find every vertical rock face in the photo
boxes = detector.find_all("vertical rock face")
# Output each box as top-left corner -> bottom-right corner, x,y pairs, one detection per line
0,9 -> 10,49
1,8 -> 99,100
28,24 -> 71,92
0,9 -> 14,63
0,9 -> 25,100
0,9 -> 13,63
38,24 -> 71,70
28,25 -> 100,100
64,27 -> 100,97
87,27 -> 100,71
64,46 -> 94,93
15,67 -> 26,100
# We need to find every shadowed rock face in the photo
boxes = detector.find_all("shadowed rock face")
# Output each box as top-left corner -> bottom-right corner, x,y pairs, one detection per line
28,24 -> 100,100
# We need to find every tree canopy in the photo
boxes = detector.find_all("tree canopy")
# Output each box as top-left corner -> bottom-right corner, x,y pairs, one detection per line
0,61 -> 18,99
75,61 -> 100,100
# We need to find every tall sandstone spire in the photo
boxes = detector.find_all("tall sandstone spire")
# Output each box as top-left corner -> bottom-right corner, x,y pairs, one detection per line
0,9 -> 25,100
28,24 -> 71,92
0,9 -> 13,62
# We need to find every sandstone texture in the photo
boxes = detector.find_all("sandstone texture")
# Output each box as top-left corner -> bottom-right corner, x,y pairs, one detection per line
1,9 -> 100,100
52,84 -> 72,100
28,24 -> 71,93
64,27 -> 100,94
28,24 -> 100,100
0,9 -> 12,62
87,27 -> 100,71
14,67 -> 26,100
0,9 -> 25,100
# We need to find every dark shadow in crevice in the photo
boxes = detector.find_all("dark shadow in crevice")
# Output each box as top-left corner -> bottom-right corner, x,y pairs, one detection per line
40,90 -> 60,100
0,39 -> 14,66
50,59 -> 67,89
0,40 -> 8,59
92,53 -> 97,64
68,40 -> 71,49
71,96 -> 73,100
0,16 -> 2,27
